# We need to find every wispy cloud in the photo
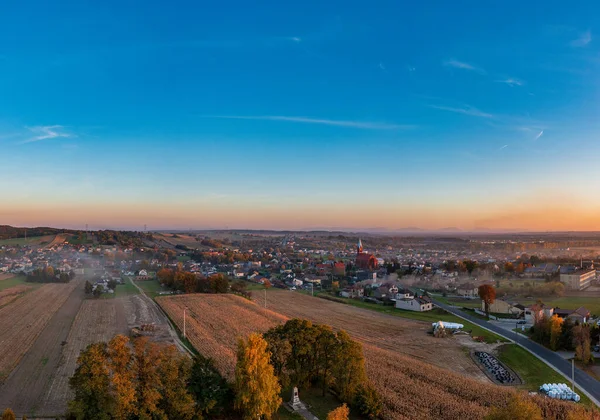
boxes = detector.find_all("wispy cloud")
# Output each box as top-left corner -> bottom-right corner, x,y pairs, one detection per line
534,130 -> 544,140
429,105 -> 493,119
497,144 -> 508,151
571,30 -> 591,47
495,78 -> 524,87
21,125 -> 72,144
289,37 -> 302,43
204,115 -> 413,130
378,62 -> 386,71
443,59 -> 486,74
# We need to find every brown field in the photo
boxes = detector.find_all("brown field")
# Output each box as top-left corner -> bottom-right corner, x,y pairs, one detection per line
0,285 -> 32,307
0,273 -> 15,281
43,233 -> 69,249
157,294 -> 287,379
0,280 -> 80,382
42,298 -> 129,414
157,292 -> 597,419
256,290 -> 485,380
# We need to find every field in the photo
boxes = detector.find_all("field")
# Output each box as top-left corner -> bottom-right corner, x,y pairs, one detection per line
43,233 -> 69,249
0,284 -> 32,307
134,277 -> 167,298
0,235 -> 56,247
157,293 -> 515,419
42,298 -> 129,414
0,280 -> 81,382
157,294 -> 287,379
0,275 -> 41,292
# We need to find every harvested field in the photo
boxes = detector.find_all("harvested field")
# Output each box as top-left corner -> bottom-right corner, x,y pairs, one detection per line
0,285 -> 32,307
42,298 -> 129,415
256,290 -> 486,380
0,280 -> 80,382
123,293 -> 175,343
157,294 -> 286,379
0,273 -> 14,281
157,292 -> 596,419
0,279 -> 84,417
43,233 -> 68,249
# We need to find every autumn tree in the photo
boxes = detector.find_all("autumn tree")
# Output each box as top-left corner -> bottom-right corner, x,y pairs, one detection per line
573,324 -> 593,364
156,344 -> 196,420
263,279 -> 272,289
327,404 -> 349,420
353,382 -> 383,418
132,337 -> 163,418
463,260 -> 478,276
234,333 -> 282,420
107,335 -> 136,419
478,284 -> 496,317
549,314 -> 564,351
485,394 -> 542,420
209,273 -> 229,293
157,268 -> 175,287
1,408 -> 15,420
68,342 -> 113,420
333,330 -> 367,403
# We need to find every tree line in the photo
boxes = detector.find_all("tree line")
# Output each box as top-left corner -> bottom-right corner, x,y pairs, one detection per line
26,266 -> 75,283
157,269 -> 229,294
530,315 -> 599,363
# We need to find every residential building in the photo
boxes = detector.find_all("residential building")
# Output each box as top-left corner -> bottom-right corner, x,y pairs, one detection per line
456,282 -> 478,297
560,269 -> 595,291
525,304 -> 554,324
484,299 -> 525,315
396,296 -> 433,312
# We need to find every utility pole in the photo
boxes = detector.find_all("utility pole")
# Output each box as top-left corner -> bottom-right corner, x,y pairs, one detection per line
183,308 -> 186,339
572,358 -> 575,392
311,282 -> 314,297
264,288 -> 267,309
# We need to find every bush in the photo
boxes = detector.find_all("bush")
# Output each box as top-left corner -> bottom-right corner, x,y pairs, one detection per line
353,382 -> 383,418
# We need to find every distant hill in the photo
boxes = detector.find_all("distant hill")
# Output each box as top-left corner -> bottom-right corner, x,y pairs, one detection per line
0,225 -> 74,241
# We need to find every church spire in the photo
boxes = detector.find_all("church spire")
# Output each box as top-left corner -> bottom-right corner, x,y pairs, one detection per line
357,238 -> 363,254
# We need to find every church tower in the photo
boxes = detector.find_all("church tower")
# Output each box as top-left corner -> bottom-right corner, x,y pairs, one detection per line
357,238 -> 363,254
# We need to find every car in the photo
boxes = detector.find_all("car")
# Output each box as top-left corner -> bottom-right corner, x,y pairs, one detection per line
517,320 -> 527,324
594,345 -> 600,352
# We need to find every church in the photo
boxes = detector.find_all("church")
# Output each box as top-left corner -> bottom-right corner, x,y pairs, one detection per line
355,239 -> 378,270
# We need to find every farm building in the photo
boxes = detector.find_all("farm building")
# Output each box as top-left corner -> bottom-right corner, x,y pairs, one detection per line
483,299 -> 524,316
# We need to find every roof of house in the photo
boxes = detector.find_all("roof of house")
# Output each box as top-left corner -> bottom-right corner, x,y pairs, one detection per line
458,282 -> 477,290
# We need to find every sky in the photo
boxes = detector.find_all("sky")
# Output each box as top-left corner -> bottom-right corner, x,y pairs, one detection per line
2,1 -> 600,231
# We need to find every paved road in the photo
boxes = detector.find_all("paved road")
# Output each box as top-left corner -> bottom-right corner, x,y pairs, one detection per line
432,298 -> 600,406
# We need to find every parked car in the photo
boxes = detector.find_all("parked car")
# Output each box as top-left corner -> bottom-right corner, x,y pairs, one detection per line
593,345 -> 600,352
517,320 -> 527,324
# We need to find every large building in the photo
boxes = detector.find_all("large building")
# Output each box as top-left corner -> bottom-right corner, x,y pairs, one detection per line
355,239 -> 378,270
560,269 -> 595,291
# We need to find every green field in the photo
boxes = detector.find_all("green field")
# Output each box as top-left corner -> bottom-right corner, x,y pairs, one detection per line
0,275 -> 43,292
99,277 -> 139,299
496,344 -> 593,407
0,235 -> 54,246
338,297 -> 507,344
435,295 -> 482,309
135,278 -> 167,298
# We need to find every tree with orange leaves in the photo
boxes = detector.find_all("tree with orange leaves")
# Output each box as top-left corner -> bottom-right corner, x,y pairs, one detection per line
478,284 -> 496,318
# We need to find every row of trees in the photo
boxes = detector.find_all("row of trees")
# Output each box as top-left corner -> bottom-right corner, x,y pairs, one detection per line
68,335 -> 233,419
156,269 -> 229,294
531,315 -> 598,363
26,266 -> 75,283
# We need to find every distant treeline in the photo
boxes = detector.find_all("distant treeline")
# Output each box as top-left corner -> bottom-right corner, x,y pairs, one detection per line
26,266 -> 75,283
0,225 -> 73,240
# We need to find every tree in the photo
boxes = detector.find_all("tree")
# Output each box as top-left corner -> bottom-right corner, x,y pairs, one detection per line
92,286 -> 102,298
549,314 -> 564,351
234,333 -> 282,420
478,284 -> 496,317
573,324 -> 593,364
156,344 -> 196,420
353,382 -> 383,418
84,280 -> 93,294
68,343 -> 113,420
189,354 -> 233,416
327,404 -> 349,420
463,260 -> 478,276
332,330 -> 367,403
132,337 -> 163,419
485,394 -> 542,420
107,279 -> 118,290
504,262 -> 514,273
106,335 -> 136,419
1,409 -> 15,420
157,268 -> 175,287
263,279 -> 272,289
209,273 -> 229,294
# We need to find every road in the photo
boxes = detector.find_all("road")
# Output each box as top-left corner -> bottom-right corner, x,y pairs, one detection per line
126,277 -> 195,357
432,298 -> 600,406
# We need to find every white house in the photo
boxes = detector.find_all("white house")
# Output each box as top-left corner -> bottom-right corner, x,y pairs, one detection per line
396,296 -> 433,312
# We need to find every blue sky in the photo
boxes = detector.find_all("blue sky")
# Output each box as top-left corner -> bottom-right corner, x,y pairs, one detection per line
2,1 -> 600,230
